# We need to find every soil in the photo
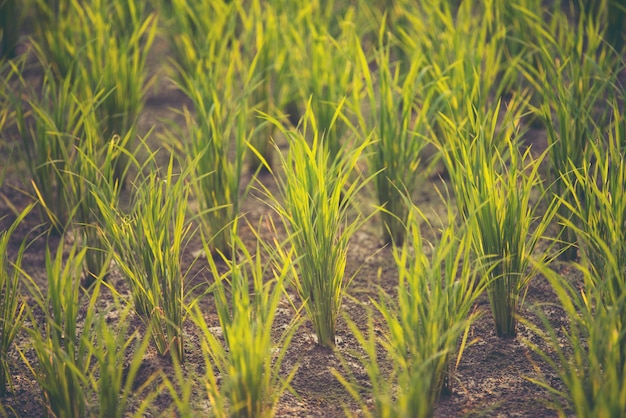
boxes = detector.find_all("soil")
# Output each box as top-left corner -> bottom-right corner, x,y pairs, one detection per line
0,32 -> 591,418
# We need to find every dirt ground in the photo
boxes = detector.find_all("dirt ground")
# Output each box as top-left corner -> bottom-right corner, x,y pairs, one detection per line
0,36 -> 580,418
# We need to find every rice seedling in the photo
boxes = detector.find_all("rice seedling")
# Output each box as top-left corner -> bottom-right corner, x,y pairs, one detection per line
0,204 -> 33,396
184,218 -> 300,417
557,100 -> 626,294
94,151 -> 194,363
75,0 -> 157,183
173,39 -> 256,258
32,0 -> 157,184
519,4 -> 621,260
396,0 -> 520,123
238,0 -> 291,172
259,101 -> 376,348
349,22 -> 439,245
583,0 -> 626,51
12,63 -> 93,233
89,291 -> 159,418
522,259 -> 626,417
20,242 -> 96,418
438,102 -> 559,338
0,0 -> 21,59
160,0 -> 237,77
286,2 -> 356,163
333,206 -> 483,417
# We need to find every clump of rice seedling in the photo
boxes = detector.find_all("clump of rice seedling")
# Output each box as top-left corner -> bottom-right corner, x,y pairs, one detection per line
0,204 -> 33,396
90,292 -> 160,418
260,101 -> 375,348
558,100 -> 626,293
95,151 -> 194,363
286,4 -> 357,164
349,23 -> 438,245
12,64 -> 92,233
334,206 -> 483,417
438,102 -> 558,338
183,219 -> 300,417
20,243 -> 97,418
523,259 -> 626,417
519,4 -> 621,260
174,53 -> 253,258
32,0 -> 157,184
238,0 -> 291,172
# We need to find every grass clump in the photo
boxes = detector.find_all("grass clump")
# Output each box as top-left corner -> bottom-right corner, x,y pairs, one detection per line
520,3 -> 621,260
350,23 -> 438,245
95,152 -> 194,363
0,204 -> 32,396
438,102 -> 558,338
335,207 -> 483,417
524,259 -> 626,417
261,101 -> 375,348
186,220 -> 300,417
20,243 -> 95,418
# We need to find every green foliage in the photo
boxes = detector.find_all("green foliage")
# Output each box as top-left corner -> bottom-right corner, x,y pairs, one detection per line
286,1 -> 357,163
0,204 -> 32,396
187,220 -> 300,417
32,0 -> 157,183
261,101 -> 375,348
95,152 -> 194,363
558,101 -> 626,294
21,243 -> 95,418
12,64 -> 95,233
90,294 -> 159,418
334,207 -> 483,417
350,23 -> 438,245
523,260 -> 626,417
519,4 -> 621,259
438,102 -> 558,337
0,0 -> 21,59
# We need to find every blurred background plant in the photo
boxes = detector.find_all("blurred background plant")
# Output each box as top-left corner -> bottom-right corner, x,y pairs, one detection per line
32,0 -> 157,185
0,0 -> 22,60
349,24 -> 439,245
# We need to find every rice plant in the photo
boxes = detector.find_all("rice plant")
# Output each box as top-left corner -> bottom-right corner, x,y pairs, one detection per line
397,0 -> 520,123
519,4 -> 621,260
349,23 -> 438,245
20,243 -> 96,418
185,219 -> 300,417
94,151 -> 194,363
32,0 -> 157,184
438,103 -> 559,338
12,64 -> 93,233
286,3 -> 356,163
523,260 -> 626,417
334,207 -> 483,417
171,26 -> 260,257
90,292 -> 159,418
558,101 -> 626,293
0,204 -> 32,396
260,101 -> 375,348
238,0 -> 291,172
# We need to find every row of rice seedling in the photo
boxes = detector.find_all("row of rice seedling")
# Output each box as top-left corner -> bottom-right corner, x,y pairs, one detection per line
0,0 -> 625,415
